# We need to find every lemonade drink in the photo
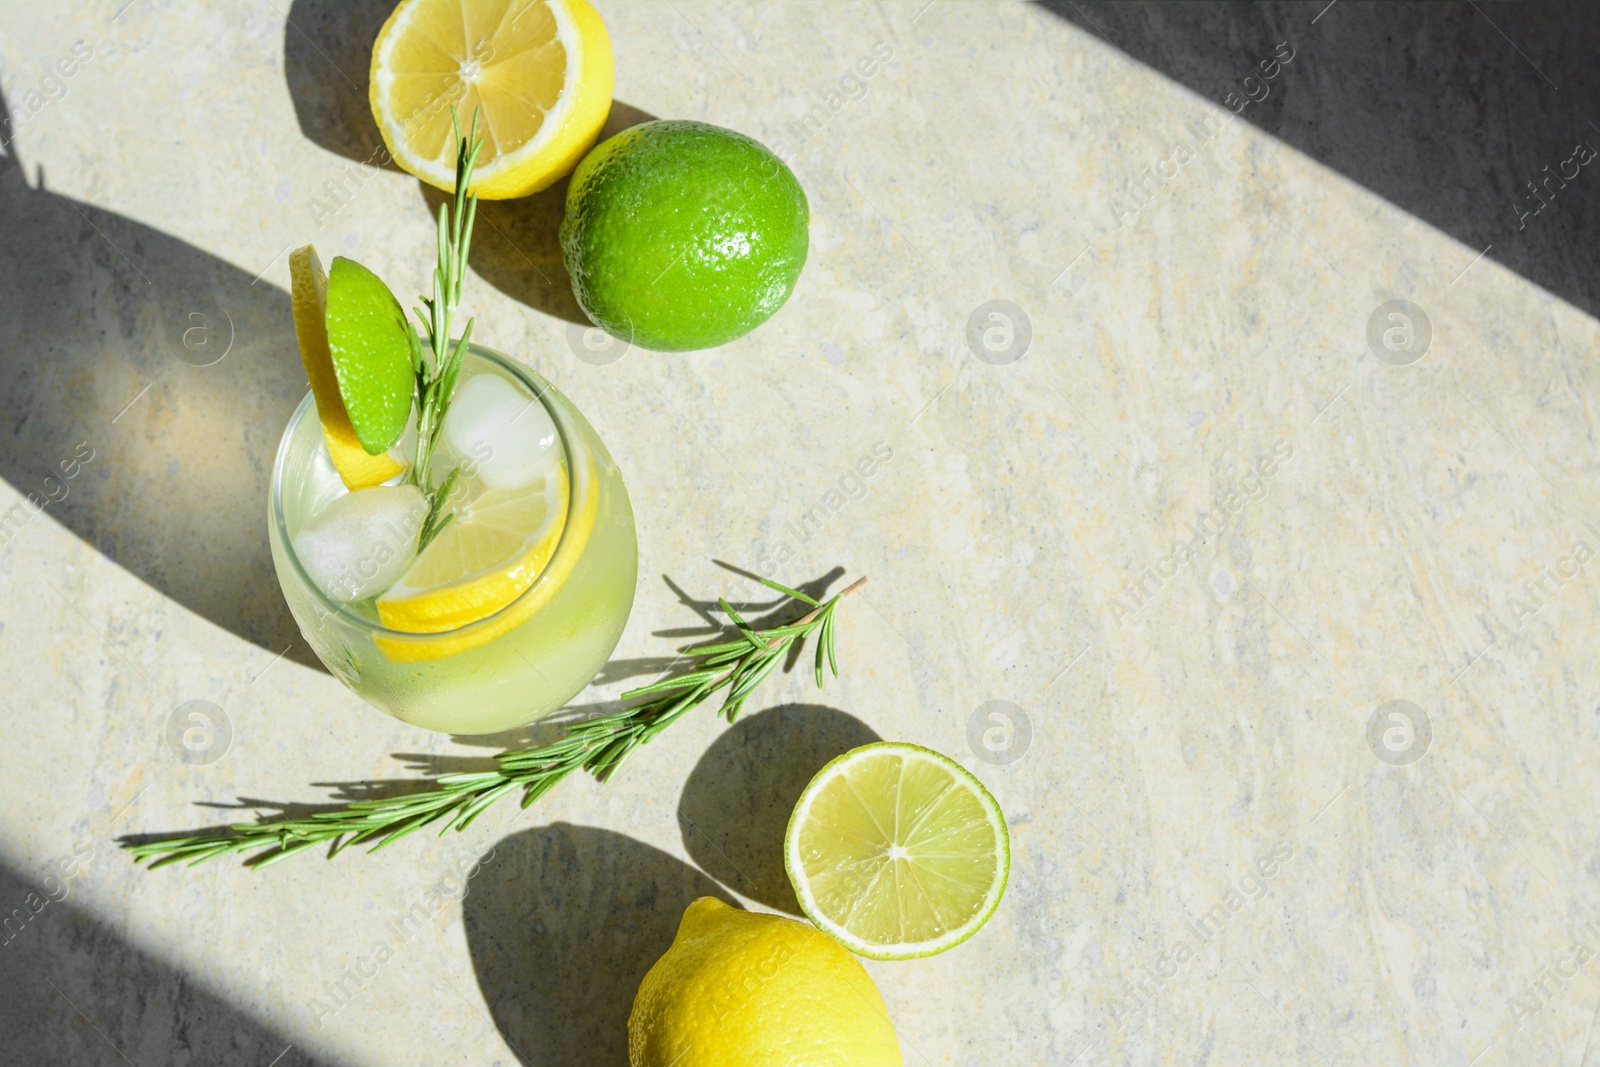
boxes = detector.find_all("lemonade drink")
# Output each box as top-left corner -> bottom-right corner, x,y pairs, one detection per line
269,344 -> 636,734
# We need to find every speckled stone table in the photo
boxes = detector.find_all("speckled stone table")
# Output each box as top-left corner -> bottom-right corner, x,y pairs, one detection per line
4,2 -> 1600,1065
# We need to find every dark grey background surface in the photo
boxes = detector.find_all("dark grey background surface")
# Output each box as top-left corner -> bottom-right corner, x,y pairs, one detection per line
1040,0 -> 1600,317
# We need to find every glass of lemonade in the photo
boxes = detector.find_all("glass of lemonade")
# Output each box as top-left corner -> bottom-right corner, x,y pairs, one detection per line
268,343 -> 636,735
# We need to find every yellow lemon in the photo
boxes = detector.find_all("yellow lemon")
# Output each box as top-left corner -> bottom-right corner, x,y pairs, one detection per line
369,0 -> 614,199
288,244 -> 403,490
628,897 -> 902,1067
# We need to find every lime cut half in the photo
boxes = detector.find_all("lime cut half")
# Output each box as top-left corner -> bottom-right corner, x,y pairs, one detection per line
785,741 -> 1009,960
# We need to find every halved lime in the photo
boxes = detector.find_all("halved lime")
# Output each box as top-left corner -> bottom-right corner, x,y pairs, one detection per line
324,256 -> 415,454
785,741 -> 1009,960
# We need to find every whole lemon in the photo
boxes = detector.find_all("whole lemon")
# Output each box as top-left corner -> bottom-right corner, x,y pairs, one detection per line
628,897 -> 902,1067
560,120 -> 809,352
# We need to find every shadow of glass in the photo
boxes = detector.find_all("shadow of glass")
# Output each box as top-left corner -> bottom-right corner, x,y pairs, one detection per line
462,822 -> 731,1066
0,88 -> 321,670
0,857 -> 325,1064
1036,0 -> 1600,317
677,703 -> 881,914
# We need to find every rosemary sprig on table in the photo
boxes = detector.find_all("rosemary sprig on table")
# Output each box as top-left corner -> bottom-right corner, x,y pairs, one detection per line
410,109 -> 482,549
124,575 -> 866,870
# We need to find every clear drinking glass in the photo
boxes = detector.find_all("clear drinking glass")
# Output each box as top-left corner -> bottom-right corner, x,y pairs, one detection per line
268,343 -> 637,735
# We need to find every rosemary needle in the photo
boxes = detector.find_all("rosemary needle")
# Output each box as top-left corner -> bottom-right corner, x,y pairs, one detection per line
411,108 -> 482,542
125,575 -> 867,870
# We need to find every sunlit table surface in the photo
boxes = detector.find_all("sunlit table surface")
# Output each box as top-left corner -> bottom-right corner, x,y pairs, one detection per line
4,2 -> 1600,1065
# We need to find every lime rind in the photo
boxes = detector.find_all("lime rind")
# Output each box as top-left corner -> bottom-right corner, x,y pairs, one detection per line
559,119 -> 809,352
288,245 -> 405,489
784,740 -> 1010,960
324,256 -> 416,455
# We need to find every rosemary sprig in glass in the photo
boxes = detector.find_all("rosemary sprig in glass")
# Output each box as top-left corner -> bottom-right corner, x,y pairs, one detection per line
410,109 -> 482,550
124,575 -> 866,870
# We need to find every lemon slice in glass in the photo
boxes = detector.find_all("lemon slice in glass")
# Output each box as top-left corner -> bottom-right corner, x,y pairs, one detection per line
377,463 -> 568,635
785,741 -> 1010,960
369,0 -> 614,199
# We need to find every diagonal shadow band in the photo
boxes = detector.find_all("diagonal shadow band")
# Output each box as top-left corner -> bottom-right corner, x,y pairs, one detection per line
1036,0 -> 1600,317
0,84 -> 321,670
0,856 -> 326,1065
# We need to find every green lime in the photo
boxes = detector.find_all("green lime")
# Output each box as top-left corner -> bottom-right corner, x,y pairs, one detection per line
324,256 -> 414,454
560,120 -> 809,352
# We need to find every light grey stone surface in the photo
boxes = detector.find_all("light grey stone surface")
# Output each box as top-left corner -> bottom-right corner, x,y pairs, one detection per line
3,2 -> 1600,1065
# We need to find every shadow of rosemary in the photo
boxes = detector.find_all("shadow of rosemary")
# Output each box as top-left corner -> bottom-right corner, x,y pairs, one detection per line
119,566 -> 863,868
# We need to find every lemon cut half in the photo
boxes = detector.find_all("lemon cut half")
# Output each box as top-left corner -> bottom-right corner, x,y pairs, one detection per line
370,0 -> 614,199
377,465 -> 569,636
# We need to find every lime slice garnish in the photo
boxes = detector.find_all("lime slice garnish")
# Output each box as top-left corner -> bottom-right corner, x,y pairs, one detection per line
288,245 -> 404,489
324,256 -> 415,455
785,741 -> 1010,960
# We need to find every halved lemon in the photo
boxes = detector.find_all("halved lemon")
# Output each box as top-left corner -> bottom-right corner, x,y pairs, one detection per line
377,464 -> 569,635
370,0 -> 614,199
374,455 -> 594,663
289,245 -> 404,490
785,742 -> 1010,960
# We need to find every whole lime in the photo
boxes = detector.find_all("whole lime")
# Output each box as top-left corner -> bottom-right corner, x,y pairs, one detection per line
560,120 -> 809,352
